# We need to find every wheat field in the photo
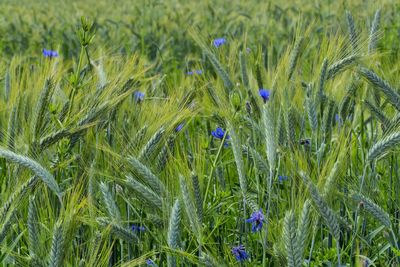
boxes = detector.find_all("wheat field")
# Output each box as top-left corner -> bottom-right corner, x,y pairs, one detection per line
0,0 -> 399,266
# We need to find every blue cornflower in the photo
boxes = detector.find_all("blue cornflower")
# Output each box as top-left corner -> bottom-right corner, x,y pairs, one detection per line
211,127 -> 230,140
131,224 -> 146,232
146,259 -> 157,266
187,70 -> 203,75
246,209 -> 265,232
213,38 -> 226,48
278,175 -> 288,183
231,245 -> 248,262
42,48 -> 58,58
175,123 -> 184,132
259,89 -> 270,103
134,91 -> 145,103
211,127 -> 230,147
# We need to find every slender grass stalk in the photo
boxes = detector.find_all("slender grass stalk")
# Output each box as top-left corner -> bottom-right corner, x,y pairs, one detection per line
288,37 -> 303,80
359,67 -> 400,112
346,11 -> 358,52
48,221 -> 64,267
368,9 -> 381,54
283,211 -> 302,267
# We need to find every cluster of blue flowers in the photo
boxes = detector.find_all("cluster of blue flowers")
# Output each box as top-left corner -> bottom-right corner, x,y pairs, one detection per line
278,175 -> 288,184
213,37 -> 226,48
131,224 -> 146,232
187,70 -> 203,75
228,210 -> 267,262
134,91 -> 145,103
209,124 -> 272,262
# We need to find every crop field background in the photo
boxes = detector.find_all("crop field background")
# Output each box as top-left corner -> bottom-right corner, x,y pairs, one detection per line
0,0 -> 400,266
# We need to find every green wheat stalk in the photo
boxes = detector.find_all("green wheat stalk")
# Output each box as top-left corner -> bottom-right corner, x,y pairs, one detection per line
125,175 -> 163,210
7,106 -> 17,151
300,172 -> 340,240
128,156 -> 165,195
138,126 -> 165,161
239,51 -> 249,88
48,221 -> 65,267
179,174 -> 201,237
0,148 -> 61,198
4,70 -> 10,102
283,211 -> 302,267
351,193 -> 391,228
32,78 -> 54,142
318,59 -> 328,100
367,131 -> 400,161
167,199 -> 181,267
96,217 -> 138,242
346,11 -> 358,52
191,173 -> 203,223
288,37 -> 303,80
297,200 -> 311,259
359,67 -> 400,112
326,55 -> 357,80
204,49 -> 234,91
227,122 -> 247,196
368,9 -> 381,54
100,182 -> 121,220
364,100 -> 389,126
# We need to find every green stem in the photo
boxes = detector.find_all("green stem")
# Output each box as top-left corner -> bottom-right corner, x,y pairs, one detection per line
262,168 -> 274,266
84,45 -> 92,70
336,241 -> 341,266
203,132 -> 228,208
67,47 -> 85,119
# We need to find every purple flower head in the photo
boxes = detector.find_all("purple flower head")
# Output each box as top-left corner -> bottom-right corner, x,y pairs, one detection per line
246,209 -> 265,232
213,38 -> 226,48
211,127 -> 230,147
259,89 -> 270,103
231,245 -> 248,262
131,224 -> 146,232
211,127 -> 230,140
278,175 -> 288,184
146,259 -> 157,266
175,123 -> 184,132
187,70 -> 203,75
42,49 -> 58,58
134,91 -> 145,103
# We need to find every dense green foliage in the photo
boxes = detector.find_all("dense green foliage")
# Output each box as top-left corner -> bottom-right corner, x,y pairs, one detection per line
0,0 -> 400,266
